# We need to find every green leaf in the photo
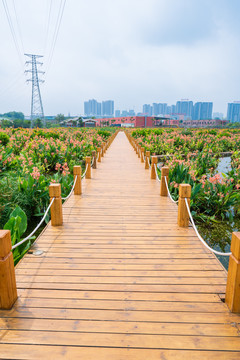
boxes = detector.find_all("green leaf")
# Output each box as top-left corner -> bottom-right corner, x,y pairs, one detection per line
9,206 -> 27,236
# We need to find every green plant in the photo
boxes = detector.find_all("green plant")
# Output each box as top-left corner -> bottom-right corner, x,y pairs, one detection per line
0,132 -> 10,146
4,206 -> 32,263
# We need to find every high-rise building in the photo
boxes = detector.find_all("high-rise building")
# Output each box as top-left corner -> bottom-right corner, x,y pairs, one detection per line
115,110 -> 121,117
176,100 -> 193,118
143,104 -> 152,115
152,103 -> 160,116
193,102 -> 213,120
227,102 -> 240,122
129,110 -> 135,116
158,103 -> 167,115
102,100 -> 114,116
84,99 -> 101,116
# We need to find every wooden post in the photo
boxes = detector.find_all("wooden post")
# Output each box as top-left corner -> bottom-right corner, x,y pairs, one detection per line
145,151 -> 150,169
49,183 -> 63,226
101,144 -> 104,157
225,232 -> 240,313
178,184 -> 191,227
0,230 -> 17,309
141,147 -> 145,163
92,150 -> 97,169
137,144 -> 141,158
135,141 -> 138,154
73,166 -> 82,195
85,157 -> 91,179
160,167 -> 169,196
151,156 -> 158,179
97,147 -> 101,162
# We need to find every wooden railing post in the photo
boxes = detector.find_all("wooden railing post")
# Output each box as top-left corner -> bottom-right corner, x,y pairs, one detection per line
178,184 -> 191,227
0,230 -> 17,309
137,142 -> 141,158
85,157 -> 91,179
49,183 -> 63,226
145,151 -> 150,169
101,144 -> 104,157
97,147 -> 101,163
225,232 -> 240,313
141,147 -> 145,163
73,165 -> 82,195
135,140 -> 138,155
160,167 -> 169,196
92,150 -> 97,169
151,156 -> 158,179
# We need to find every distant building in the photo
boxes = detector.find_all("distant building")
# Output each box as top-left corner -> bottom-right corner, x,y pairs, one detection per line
213,112 -> 224,119
193,102 -> 213,120
142,104 -> 152,115
182,119 -> 228,128
102,100 -> 114,116
84,99 -> 101,116
227,102 -> 240,122
115,110 -> 121,117
176,100 -> 193,119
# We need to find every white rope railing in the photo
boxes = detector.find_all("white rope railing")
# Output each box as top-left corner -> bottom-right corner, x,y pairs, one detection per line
184,198 -> 231,257
81,163 -> 88,179
12,197 -> 55,251
62,175 -> 78,201
164,176 -> 178,204
154,164 -> 161,182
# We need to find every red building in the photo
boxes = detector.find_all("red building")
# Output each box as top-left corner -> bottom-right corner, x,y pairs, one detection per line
96,116 -> 170,127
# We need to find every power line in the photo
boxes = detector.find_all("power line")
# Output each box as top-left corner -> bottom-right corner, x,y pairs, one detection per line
12,0 -> 24,54
43,0 -> 53,55
45,0 -> 66,75
2,0 -> 24,70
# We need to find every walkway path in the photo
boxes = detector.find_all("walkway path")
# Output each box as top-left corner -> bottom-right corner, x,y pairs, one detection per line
0,132 -> 240,359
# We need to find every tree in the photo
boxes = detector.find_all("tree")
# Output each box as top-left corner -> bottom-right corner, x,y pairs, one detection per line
55,114 -> 65,123
35,118 -> 42,128
3,111 -> 24,120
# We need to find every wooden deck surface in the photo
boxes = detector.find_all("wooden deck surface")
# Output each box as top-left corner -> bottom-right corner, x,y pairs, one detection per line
0,131 -> 240,359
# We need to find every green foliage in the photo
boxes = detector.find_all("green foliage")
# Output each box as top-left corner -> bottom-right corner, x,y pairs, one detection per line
4,206 -> 30,263
0,132 -> 10,146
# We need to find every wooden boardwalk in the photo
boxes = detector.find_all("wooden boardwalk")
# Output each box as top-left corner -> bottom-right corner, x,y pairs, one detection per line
0,131 -> 240,359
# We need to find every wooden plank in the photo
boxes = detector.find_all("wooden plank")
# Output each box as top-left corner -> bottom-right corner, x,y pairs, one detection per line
1,330 -> 240,351
15,275 -> 226,285
13,297 -> 227,313
1,307 -> 240,324
0,345 -> 239,360
15,281 -> 227,293
15,269 -> 226,278
1,317 -> 238,336
17,289 -> 221,302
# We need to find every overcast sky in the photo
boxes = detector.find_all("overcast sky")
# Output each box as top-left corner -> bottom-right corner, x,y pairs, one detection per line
0,0 -> 240,116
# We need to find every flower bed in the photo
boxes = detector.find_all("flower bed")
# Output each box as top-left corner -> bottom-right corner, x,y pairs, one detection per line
0,127 -> 115,262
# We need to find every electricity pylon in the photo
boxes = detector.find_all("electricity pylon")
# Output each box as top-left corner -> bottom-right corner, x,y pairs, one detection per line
25,54 -> 45,127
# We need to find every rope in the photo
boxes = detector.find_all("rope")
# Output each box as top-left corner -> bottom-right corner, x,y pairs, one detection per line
12,197 -> 55,250
154,164 -> 161,182
62,175 -> 78,201
81,163 -> 88,179
184,198 -> 231,257
164,176 -> 178,204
